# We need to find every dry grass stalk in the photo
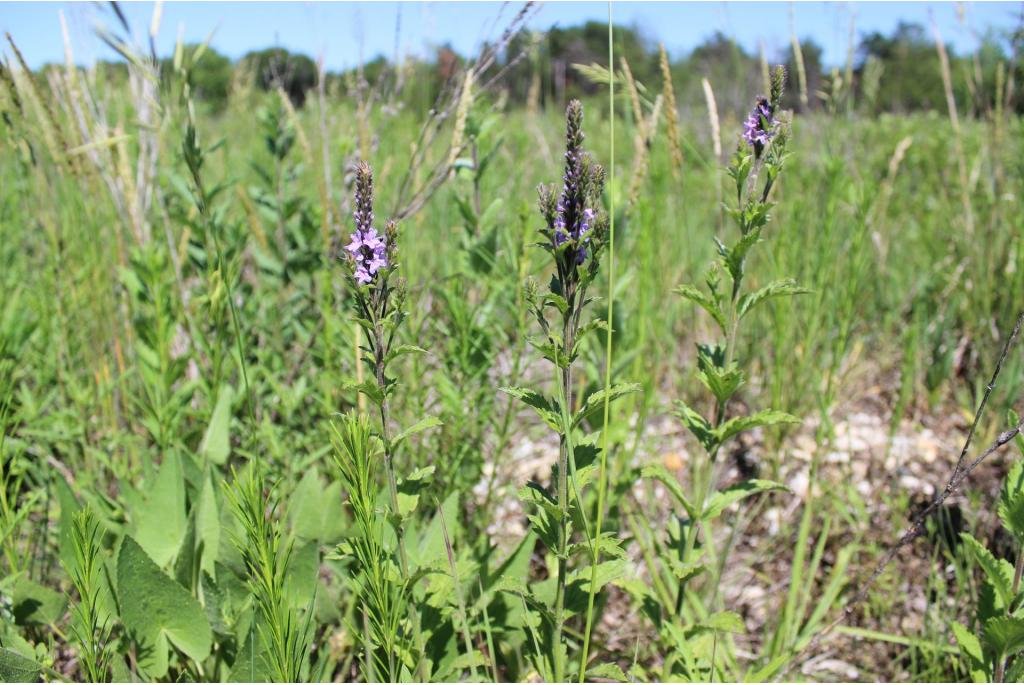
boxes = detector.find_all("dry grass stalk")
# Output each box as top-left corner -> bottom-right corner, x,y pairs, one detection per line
931,17 -> 976,236
621,57 -> 645,140
448,70 -> 474,171
701,77 -> 721,161
659,43 -> 682,180
789,8 -> 809,109
5,32 -> 70,169
627,94 -> 663,211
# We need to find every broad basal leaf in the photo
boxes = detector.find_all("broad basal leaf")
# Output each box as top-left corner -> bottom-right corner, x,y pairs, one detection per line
0,648 -> 41,682
199,385 -> 233,465
134,451 -> 187,568
117,536 -> 212,678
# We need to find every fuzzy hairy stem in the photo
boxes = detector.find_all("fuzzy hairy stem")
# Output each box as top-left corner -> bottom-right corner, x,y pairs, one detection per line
372,321 -> 429,682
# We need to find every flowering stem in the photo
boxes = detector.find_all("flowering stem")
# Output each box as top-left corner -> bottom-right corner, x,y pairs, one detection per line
370,307 -> 428,682
553,301 -> 574,683
675,231 -> 745,619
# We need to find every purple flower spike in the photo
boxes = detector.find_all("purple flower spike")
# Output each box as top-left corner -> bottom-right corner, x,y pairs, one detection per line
347,163 -> 390,286
742,96 -> 775,153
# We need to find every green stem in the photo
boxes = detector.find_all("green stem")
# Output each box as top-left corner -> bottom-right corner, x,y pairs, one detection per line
375,331 -> 429,682
578,13 -> 616,681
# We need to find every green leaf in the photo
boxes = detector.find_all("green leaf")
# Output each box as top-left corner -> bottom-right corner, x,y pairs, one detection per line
715,409 -> 800,444
961,533 -> 1015,609
500,387 -> 561,431
696,356 -> 745,406
199,385 -> 233,465
998,459 -> 1024,543
641,464 -> 697,520
0,648 -> 41,682
699,610 -> 745,634
290,469 -> 346,543
675,284 -> 726,332
951,622 -> 989,683
737,279 -> 809,319
117,536 -> 213,678
195,473 -> 220,577
586,662 -> 628,682
391,416 -> 442,449
384,344 -> 427,366
665,558 -> 706,583
345,380 -> 385,405
134,451 -> 187,568
703,479 -> 789,520
982,616 -> 1024,657
229,625 -> 272,682
573,383 -> 641,429
11,575 -> 66,626
673,401 -> 715,452
397,466 -> 436,519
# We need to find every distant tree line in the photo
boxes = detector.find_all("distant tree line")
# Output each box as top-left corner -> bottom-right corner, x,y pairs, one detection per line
51,19 -> 1023,117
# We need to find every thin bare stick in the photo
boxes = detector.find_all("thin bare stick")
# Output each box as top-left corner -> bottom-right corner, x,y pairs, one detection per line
793,311 -> 1024,668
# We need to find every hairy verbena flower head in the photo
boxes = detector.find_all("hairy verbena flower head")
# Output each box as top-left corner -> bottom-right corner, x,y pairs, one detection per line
345,162 -> 389,285
540,100 -> 606,269
742,96 -> 775,153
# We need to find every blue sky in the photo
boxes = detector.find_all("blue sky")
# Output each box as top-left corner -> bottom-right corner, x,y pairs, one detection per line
1,2 -> 1020,70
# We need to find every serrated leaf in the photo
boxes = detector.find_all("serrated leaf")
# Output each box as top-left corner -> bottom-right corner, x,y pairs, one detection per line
500,386 -> 561,431
737,279 -> 809,319
117,536 -> 212,678
391,417 -> 442,449
982,616 -> 1024,657
703,479 -> 789,520
641,464 -> 697,520
675,283 -> 726,331
587,662 -> 628,681
199,385 -> 233,465
345,380 -> 385,404
665,557 -> 706,583
999,459 -> 1024,543
384,344 -> 427,366
961,533 -> 1015,609
673,401 -> 715,452
699,610 -> 745,633
951,622 -> 989,683
715,409 -> 800,444
0,648 -> 41,682
573,382 -> 641,429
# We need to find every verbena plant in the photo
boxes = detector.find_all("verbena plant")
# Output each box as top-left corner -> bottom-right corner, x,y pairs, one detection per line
503,99 -> 637,682
333,161 -> 440,680
639,67 -> 805,680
